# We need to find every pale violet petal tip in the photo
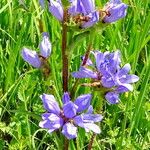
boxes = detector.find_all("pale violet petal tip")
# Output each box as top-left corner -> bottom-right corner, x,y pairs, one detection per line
83,114 -> 103,122
40,32 -> 52,58
103,1 -> 128,23
83,123 -> 101,134
62,92 -> 70,104
49,0 -> 63,21
87,105 -> 93,114
21,48 -> 41,68
62,123 -> 77,139
80,0 -> 95,14
41,94 -> 61,115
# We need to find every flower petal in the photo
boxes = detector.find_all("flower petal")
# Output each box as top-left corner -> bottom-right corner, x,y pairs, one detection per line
101,72 -> 116,88
74,94 -> 92,112
39,113 -> 63,132
62,92 -> 70,104
82,114 -> 103,123
82,11 -> 99,28
63,101 -> 78,118
40,94 -> 60,115
69,0 -> 85,15
121,75 -> 139,84
80,0 -> 95,14
104,1 -> 128,23
39,32 -> 52,58
115,85 -> 129,93
81,56 -> 93,66
116,64 -> 139,86
122,83 -> 133,91
49,0 -> 63,21
73,115 -> 84,127
72,66 -> 97,79
105,92 -> 120,104
110,50 -> 121,72
41,113 -> 51,119
118,63 -> 131,77
21,48 -> 41,68
83,123 -> 101,134
62,123 -> 77,139
86,105 -> 93,114
91,50 -> 104,72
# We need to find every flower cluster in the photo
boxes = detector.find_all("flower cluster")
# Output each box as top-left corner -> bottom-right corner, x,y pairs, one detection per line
21,32 -> 51,68
20,0 -> 139,142
102,0 -> 128,23
39,92 -> 103,139
40,0 -> 128,28
72,50 -> 139,104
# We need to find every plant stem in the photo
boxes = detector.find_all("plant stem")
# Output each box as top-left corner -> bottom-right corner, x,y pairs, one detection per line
64,138 -> 69,150
62,9 -> 68,92
88,133 -> 96,150
70,78 -> 79,99
82,44 -> 92,66
62,8 -> 69,150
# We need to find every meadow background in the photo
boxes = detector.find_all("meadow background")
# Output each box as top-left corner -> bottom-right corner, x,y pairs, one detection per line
0,0 -> 150,149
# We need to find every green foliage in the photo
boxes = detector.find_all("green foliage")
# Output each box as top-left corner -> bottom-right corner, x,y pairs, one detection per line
0,0 -> 150,149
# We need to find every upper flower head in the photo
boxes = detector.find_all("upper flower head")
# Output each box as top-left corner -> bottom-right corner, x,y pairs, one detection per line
39,92 -> 103,139
48,0 -> 64,21
21,32 -> 51,68
46,0 -> 99,28
69,0 -> 95,15
72,50 -> 139,104
103,0 -> 128,23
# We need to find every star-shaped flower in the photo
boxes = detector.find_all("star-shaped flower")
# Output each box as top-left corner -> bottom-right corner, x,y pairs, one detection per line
72,50 -> 139,104
39,92 -> 103,139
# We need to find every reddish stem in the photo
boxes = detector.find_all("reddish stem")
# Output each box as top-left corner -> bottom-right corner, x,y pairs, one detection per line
62,9 -> 68,92
64,138 -> 69,150
88,133 -> 96,150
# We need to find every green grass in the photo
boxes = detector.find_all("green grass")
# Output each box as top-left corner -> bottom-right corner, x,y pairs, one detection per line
0,0 -> 150,149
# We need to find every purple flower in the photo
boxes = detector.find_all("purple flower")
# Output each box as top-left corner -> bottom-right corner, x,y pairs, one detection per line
72,50 -> 121,80
72,50 -> 139,104
80,0 -> 95,14
47,0 -> 99,28
39,32 -> 52,58
115,63 -> 139,91
105,63 -> 139,104
21,48 -> 41,68
70,0 -> 99,28
39,92 -> 103,139
21,32 -> 51,68
82,11 -> 99,28
103,0 -> 128,23
48,0 -> 64,21
68,0 -> 84,15
69,0 -> 95,15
